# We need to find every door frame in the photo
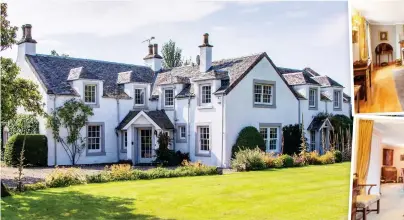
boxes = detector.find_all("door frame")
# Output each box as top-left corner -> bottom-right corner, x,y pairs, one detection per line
137,127 -> 154,164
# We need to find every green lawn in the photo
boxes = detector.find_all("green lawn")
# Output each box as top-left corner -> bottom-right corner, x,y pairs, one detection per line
1,163 -> 351,220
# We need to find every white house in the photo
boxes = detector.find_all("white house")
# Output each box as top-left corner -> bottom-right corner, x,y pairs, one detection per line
16,25 -> 351,167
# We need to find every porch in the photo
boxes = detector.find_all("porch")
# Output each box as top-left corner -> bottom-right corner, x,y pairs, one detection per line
307,117 -> 334,154
116,110 -> 174,164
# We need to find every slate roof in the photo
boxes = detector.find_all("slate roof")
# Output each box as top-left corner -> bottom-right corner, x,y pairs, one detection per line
116,110 -> 174,130
176,84 -> 195,98
26,54 -> 155,98
282,72 -> 321,86
303,67 -> 321,77
320,91 -> 332,101
307,117 -> 333,131
311,76 -> 343,88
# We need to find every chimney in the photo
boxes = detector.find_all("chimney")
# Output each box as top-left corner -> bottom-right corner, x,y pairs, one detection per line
198,33 -> 213,72
144,43 -> 162,72
17,24 -> 37,62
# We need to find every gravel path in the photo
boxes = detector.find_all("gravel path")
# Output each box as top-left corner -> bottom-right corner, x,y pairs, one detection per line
1,166 -> 104,188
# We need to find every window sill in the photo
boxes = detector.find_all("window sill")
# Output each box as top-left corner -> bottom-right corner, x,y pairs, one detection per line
85,103 -> 100,108
195,152 -> 211,157
197,105 -> 213,110
120,149 -> 127,153
176,138 -> 187,143
164,106 -> 174,111
333,107 -> 342,111
308,106 -> 318,110
86,151 -> 106,156
253,103 -> 276,108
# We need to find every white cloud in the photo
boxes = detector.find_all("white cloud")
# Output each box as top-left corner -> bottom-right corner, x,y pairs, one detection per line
4,0 -> 224,38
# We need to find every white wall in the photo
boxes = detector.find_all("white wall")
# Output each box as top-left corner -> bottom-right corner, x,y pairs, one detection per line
225,58 -> 299,167
370,24 -> 397,63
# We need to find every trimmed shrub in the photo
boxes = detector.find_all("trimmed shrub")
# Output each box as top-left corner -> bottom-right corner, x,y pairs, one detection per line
319,151 -> 335,165
232,126 -> 265,156
45,167 -> 86,188
4,134 -> 48,166
24,182 -> 47,191
278,154 -> 294,168
334,150 -> 343,163
231,148 -> 266,171
7,114 -> 40,136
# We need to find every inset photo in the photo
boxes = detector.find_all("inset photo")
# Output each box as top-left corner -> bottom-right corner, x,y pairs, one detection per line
351,1 -> 404,114
352,116 -> 404,220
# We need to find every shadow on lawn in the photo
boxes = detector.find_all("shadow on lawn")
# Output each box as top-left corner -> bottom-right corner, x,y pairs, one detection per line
1,190 -> 174,220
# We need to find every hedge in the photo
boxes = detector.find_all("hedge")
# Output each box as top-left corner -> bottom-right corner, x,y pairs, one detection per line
4,134 -> 48,167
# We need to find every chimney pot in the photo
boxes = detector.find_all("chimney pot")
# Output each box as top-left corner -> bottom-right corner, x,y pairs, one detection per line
203,33 -> 209,45
17,24 -> 37,45
153,44 -> 158,55
148,44 -> 153,55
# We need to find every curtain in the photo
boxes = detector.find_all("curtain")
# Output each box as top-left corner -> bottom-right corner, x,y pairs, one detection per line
355,119 -> 374,192
359,17 -> 368,60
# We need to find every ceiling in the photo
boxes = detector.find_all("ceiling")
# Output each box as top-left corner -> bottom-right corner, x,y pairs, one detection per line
374,119 -> 404,147
351,0 -> 404,24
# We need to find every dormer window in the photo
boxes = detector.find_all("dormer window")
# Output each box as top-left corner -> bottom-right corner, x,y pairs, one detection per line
333,90 -> 342,110
200,84 -> 211,105
164,89 -> 174,107
84,84 -> 97,104
134,88 -> 145,106
309,88 -> 318,110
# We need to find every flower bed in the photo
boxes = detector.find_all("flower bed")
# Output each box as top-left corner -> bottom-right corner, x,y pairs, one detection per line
231,148 -> 342,172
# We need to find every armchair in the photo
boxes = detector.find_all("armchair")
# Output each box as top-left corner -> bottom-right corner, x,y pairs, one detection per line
355,183 -> 380,220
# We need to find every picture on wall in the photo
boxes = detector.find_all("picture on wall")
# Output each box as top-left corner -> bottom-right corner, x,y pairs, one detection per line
379,31 -> 388,41
383,149 -> 394,166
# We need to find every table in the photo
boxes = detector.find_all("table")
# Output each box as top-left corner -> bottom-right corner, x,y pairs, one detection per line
354,60 -> 372,102
354,85 -> 361,113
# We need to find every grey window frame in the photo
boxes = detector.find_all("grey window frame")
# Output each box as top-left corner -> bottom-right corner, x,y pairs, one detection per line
310,131 -> 316,151
134,88 -> 146,106
308,87 -> 318,110
86,122 -> 106,156
176,123 -> 187,143
163,88 -> 174,109
253,79 -> 276,108
121,130 -> 127,153
333,89 -> 342,111
195,123 -> 212,157
200,84 -> 212,106
83,82 -> 100,108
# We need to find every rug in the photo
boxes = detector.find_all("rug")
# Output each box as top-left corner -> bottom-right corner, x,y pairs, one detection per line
393,67 -> 404,111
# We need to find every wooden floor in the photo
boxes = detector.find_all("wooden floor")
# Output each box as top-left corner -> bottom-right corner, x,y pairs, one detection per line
358,64 -> 403,113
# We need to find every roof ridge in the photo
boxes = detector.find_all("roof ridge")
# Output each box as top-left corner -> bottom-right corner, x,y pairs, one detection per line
212,52 -> 264,63
31,54 -> 149,69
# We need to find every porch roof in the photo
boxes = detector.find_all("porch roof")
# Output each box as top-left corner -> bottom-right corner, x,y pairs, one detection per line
307,117 -> 334,131
116,110 -> 174,130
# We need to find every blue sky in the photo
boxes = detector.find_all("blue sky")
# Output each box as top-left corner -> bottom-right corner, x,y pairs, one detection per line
2,1 -> 351,93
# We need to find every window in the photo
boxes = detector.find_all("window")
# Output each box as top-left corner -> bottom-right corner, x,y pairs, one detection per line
200,85 -> 211,105
309,88 -> 317,108
134,88 -> 145,106
84,84 -> 97,104
310,131 -> 316,152
122,130 -> 127,150
334,90 -> 341,108
164,89 -> 174,107
179,126 -> 186,139
87,125 -> 101,152
254,84 -> 272,104
260,127 -> 279,152
198,126 -> 210,152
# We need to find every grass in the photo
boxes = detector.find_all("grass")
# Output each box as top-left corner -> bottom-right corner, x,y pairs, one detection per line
1,163 -> 351,220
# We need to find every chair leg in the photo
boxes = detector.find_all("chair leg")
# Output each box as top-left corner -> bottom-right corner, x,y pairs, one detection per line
377,200 -> 380,214
362,208 -> 367,220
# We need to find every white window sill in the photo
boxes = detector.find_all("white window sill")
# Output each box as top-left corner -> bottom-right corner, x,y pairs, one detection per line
198,105 -> 213,109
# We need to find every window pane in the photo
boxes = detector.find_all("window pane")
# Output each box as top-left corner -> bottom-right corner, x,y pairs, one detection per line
201,85 -> 211,104
165,89 -> 174,106
135,89 -> 145,105
85,85 -> 96,103
199,126 -> 210,151
309,89 -> 315,107
88,125 -> 101,150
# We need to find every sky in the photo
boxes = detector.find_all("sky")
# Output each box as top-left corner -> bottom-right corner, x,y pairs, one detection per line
2,1 -> 351,93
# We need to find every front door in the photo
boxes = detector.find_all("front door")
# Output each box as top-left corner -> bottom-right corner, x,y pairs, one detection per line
138,128 -> 153,163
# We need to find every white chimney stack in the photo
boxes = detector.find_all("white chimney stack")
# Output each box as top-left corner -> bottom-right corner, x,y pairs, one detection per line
144,43 -> 162,72
199,33 -> 213,72
17,24 -> 37,61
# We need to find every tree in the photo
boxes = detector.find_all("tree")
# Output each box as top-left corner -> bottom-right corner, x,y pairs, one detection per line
1,3 -> 18,51
161,40 -> 182,69
50,50 -> 69,57
46,99 -> 93,165
1,58 -> 44,123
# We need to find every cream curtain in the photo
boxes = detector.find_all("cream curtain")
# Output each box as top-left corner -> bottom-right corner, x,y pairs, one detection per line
359,17 -> 368,60
355,119 -> 374,190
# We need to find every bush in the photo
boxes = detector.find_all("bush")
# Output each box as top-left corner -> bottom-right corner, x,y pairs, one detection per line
292,154 -> 305,167
278,154 -> 294,168
273,157 -> 284,168
306,151 -> 321,165
24,182 -> 47,191
7,114 -> 40,136
231,148 -> 266,171
4,134 -> 48,167
232,126 -> 265,156
263,153 -> 276,168
45,167 -> 87,188
319,151 -> 335,165
334,150 -> 343,163
282,124 -> 304,155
